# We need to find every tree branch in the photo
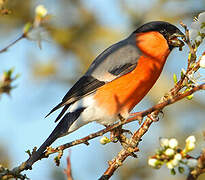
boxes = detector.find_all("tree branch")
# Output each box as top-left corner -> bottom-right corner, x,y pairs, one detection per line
99,84 -> 205,179
1,83 -> 204,180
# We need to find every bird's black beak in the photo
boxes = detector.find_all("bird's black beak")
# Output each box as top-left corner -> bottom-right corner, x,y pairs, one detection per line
168,33 -> 185,51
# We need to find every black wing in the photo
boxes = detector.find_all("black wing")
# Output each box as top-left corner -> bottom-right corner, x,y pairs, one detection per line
45,76 -> 105,121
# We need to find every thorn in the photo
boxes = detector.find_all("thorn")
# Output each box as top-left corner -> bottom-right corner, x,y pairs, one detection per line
131,152 -> 138,158
108,160 -> 113,166
84,141 -> 89,146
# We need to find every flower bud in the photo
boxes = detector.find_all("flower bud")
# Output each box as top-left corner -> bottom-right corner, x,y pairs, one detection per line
166,161 -> 174,169
195,35 -> 202,43
148,158 -> 158,167
178,166 -> 185,173
185,142 -> 196,152
170,168 -> 176,175
173,73 -> 177,84
186,136 -> 196,144
100,136 -> 110,145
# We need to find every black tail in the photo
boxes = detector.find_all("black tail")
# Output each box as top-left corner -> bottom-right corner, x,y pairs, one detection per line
25,108 -> 84,169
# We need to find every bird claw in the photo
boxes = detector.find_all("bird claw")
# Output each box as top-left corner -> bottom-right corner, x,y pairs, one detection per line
129,112 -> 143,125
147,112 -> 161,122
121,129 -> 133,135
110,126 -> 138,156
110,126 -> 132,142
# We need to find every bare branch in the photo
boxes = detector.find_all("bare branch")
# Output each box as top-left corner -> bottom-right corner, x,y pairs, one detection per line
0,83 -> 204,180
0,34 -> 25,53
99,84 -> 205,179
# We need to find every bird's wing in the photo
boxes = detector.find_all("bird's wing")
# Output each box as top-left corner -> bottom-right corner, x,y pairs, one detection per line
46,33 -> 141,121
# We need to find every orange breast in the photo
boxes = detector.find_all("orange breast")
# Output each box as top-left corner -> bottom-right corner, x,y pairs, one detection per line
94,31 -> 170,116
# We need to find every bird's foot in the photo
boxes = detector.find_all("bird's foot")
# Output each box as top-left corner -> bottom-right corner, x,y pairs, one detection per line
147,110 -> 163,122
110,126 -> 132,143
129,112 -> 144,124
110,126 -> 138,157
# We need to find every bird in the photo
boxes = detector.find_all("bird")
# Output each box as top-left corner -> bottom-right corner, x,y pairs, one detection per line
25,21 -> 184,168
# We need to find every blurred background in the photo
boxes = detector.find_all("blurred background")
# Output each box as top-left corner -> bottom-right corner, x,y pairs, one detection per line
0,0 -> 205,179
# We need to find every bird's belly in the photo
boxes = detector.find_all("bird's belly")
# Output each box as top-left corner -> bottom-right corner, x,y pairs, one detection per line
93,55 -> 167,117
68,94 -> 118,132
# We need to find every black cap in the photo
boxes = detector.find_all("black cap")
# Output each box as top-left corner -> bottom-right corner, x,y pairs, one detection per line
133,21 -> 184,50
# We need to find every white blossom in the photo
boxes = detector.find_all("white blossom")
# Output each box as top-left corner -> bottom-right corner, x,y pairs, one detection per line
148,158 -> 158,167
187,159 -> 198,168
195,35 -> 202,43
189,29 -> 199,41
171,159 -> 179,167
174,153 -> 182,161
189,12 -> 205,42
26,27 -> 48,49
200,55 -> 205,68
35,5 -> 47,17
169,138 -> 178,149
165,148 -> 175,156
198,12 -> 205,22
160,138 -> 169,148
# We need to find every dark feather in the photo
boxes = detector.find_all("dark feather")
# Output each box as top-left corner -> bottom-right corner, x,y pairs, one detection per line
45,102 -> 66,118
45,76 -> 105,119
62,76 -> 105,102
54,105 -> 69,122
109,63 -> 137,76
25,108 -> 85,169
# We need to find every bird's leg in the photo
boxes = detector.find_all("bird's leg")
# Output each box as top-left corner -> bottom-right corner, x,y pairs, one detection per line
109,114 -> 138,156
118,114 -> 132,135
109,127 -> 119,143
111,125 -> 138,158
129,110 -> 163,124
109,114 -> 132,143
117,114 -> 139,157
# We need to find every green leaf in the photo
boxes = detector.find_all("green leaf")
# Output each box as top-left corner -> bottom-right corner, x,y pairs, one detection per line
178,166 -> 185,173
173,73 -> 177,84
23,22 -> 32,34
170,168 -> 176,175
187,94 -> 193,100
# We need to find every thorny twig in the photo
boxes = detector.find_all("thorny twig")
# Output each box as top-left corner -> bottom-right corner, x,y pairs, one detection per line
0,83 -> 204,180
0,34 -> 25,53
99,84 -> 205,180
98,23 -> 205,179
